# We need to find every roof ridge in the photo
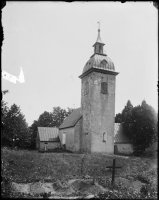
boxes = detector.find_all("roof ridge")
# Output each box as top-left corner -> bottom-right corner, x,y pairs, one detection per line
59,108 -> 82,129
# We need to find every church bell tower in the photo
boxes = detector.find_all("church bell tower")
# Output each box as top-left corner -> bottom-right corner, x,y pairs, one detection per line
79,25 -> 119,153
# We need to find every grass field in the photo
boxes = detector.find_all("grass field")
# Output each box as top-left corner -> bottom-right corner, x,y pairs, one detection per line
1,147 -> 158,198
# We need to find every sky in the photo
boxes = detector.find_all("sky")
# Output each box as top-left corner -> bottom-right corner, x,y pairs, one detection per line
2,2 -> 158,126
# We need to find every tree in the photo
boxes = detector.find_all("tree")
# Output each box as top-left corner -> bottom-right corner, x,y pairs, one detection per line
52,107 -> 74,127
115,100 -> 133,123
38,111 -> 54,127
121,100 -> 133,123
2,90 -> 9,96
3,104 -> 30,148
1,100 -> 9,127
29,120 -> 38,149
1,90 -> 9,145
115,113 -> 122,123
123,100 -> 157,154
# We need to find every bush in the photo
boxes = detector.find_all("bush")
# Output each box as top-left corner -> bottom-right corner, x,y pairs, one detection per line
136,172 -> 150,184
1,176 -> 13,198
140,142 -> 158,158
97,183 -> 158,199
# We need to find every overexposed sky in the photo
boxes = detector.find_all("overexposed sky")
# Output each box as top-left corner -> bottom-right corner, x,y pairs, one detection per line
2,2 -> 158,126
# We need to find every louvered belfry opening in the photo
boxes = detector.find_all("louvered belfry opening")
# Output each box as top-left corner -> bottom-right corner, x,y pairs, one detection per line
101,82 -> 108,94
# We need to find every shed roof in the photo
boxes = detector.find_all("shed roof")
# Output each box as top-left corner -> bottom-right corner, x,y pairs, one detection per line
59,108 -> 82,129
38,127 -> 59,141
114,123 -> 131,143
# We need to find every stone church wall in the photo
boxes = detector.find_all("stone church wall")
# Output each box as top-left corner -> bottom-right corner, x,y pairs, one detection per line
74,118 -> 82,152
91,72 -> 115,153
81,72 -> 116,153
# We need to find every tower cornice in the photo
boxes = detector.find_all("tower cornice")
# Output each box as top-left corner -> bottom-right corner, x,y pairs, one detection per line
79,67 -> 119,79
90,52 -> 107,58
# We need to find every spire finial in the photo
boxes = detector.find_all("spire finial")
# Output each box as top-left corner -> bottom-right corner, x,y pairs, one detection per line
92,21 -> 105,48
97,21 -> 100,31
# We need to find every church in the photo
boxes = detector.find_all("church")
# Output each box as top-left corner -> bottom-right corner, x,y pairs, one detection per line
59,27 -> 133,154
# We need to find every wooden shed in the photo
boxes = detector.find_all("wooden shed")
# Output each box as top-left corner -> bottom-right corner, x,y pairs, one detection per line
36,127 -> 60,151
114,123 -> 134,155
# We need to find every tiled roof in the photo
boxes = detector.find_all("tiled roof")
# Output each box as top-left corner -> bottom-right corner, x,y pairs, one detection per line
114,123 -> 131,143
38,127 -> 59,141
59,108 -> 82,129
82,54 -> 115,75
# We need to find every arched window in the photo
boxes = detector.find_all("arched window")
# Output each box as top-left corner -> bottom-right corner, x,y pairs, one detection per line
103,132 -> 107,142
101,82 -> 108,94
84,81 -> 89,95
100,60 -> 108,69
62,132 -> 66,145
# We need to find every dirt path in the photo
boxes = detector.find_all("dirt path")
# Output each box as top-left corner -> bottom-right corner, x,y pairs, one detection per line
12,178 -> 109,198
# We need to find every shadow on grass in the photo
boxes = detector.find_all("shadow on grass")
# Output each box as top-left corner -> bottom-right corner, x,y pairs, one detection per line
38,147 -> 73,153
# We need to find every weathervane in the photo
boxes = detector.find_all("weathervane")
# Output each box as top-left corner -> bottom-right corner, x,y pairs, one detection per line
97,21 -> 100,30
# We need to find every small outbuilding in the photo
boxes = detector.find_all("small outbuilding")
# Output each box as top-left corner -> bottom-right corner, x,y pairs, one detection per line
114,123 -> 134,155
36,127 -> 60,151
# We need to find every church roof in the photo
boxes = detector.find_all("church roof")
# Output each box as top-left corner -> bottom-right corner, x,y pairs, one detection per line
59,108 -> 82,129
82,54 -> 115,75
114,123 -> 131,143
37,127 -> 60,142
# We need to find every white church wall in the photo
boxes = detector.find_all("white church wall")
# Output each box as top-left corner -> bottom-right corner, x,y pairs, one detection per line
114,143 -> 134,155
59,127 -> 75,151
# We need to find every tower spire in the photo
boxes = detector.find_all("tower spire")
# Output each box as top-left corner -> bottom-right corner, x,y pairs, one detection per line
95,21 -> 104,44
92,22 -> 105,56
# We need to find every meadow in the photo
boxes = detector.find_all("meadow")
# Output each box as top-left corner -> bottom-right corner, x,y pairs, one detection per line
1,147 -> 158,199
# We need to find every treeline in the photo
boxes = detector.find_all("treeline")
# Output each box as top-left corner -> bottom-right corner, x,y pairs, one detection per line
1,90 -> 74,149
2,90 -> 30,148
115,100 -> 158,154
2,90 -> 158,153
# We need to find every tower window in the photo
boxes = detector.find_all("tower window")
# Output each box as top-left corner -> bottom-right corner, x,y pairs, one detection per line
101,82 -> 108,94
84,81 -> 89,95
99,45 -> 101,53
99,45 -> 103,54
